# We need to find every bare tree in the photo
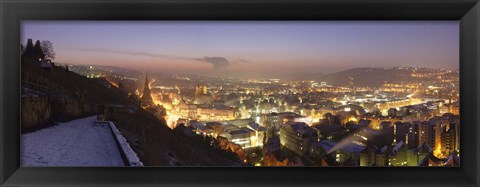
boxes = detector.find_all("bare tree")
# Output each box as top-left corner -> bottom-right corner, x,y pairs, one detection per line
40,40 -> 56,60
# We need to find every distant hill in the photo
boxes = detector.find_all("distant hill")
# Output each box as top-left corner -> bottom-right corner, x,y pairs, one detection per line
56,63 -> 141,75
316,67 -> 430,88
287,72 -> 325,81
89,65 -> 141,74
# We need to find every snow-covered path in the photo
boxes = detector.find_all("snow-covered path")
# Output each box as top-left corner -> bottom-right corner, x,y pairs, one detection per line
21,116 -> 125,166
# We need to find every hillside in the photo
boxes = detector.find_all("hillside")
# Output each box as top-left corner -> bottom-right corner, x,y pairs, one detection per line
21,57 -> 243,166
317,67 -> 433,88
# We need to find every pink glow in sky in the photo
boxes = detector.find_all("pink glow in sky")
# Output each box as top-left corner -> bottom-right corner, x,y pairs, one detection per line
22,21 -> 459,75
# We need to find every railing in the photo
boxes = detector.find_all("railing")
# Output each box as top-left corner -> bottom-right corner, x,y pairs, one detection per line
95,119 -> 143,166
21,80 -> 73,99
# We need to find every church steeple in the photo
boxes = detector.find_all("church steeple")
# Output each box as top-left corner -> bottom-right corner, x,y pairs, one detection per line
144,74 -> 150,90
202,84 -> 207,94
141,73 -> 154,106
195,82 -> 201,94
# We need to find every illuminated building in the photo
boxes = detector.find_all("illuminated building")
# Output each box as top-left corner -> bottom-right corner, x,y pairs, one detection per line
202,85 -> 207,94
247,122 -> 266,147
439,104 -> 450,114
419,151 -> 459,166
408,142 -> 433,166
259,101 -> 274,114
419,121 -> 436,149
197,107 -> 236,121
177,103 -> 198,119
279,122 -> 318,157
335,104 -> 366,116
195,82 -> 201,93
318,107 -> 336,117
389,141 -> 409,166
440,123 -> 457,156
222,127 -> 255,148
370,140 -> 433,167
188,121 -> 213,135
278,112 -> 302,122
360,145 -> 378,166
264,113 -> 282,138
206,122 -> 223,136
451,106 -> 460,115
140,73 -> 154,106
319,140 -> 365,164
312,124 -> 345,140
377,99 -> 416,116
419,117 -> 458,158
224,119 -> 251,128
194,82 -> 212,104
393,122 -> 411,145
416,115 -> 460,159
336,144 -> 366,164
407,122 -> 420,148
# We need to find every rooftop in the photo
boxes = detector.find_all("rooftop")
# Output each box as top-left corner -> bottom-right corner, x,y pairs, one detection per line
247,122 -> 266,131
313,124 -> 344,133
284,122 -> 316,135
227,127 -> 254,135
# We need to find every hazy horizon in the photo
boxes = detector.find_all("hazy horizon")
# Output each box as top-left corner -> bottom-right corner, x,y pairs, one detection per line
22,21 -> 459,76
58,62 -> 459,80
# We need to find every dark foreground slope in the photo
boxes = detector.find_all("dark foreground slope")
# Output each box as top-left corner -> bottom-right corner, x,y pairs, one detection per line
21,58 -> 243,166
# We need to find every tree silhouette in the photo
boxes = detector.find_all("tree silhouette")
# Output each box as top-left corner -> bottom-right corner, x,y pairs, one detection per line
40,40 -> 56,60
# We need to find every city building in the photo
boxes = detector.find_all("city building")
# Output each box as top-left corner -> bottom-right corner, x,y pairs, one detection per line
312,124 -> 345,140
373,145 -> 389,166
188,121 -> 212,135
419,121 -> 436,149
440,123 -> 457,156
222,127 -> 255,148
393,122 -> 411,145
279,122 -> 318,157
194,82 -> 213,104
379,121 -> 395,145
206,122 -> 224,136
333,142 -> 366,164
247,122 -> 266,147
389,141 -> 409,166
408,142 -> 433,166
263,113 -> 282,138
197,107 -> 236,121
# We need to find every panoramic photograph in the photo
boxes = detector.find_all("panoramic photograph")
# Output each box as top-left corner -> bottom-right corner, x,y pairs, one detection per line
20,21 -> 460,167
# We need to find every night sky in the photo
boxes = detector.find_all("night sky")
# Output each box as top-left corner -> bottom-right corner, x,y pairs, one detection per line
22,21 -> 459,77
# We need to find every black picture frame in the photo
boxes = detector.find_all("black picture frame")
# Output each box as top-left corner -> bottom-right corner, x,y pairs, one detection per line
1,0 -> 479,186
